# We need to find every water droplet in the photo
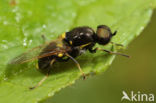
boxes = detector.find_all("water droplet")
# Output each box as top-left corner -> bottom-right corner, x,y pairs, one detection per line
12,7 -> 18,13
48,92 -> 54,97
3,21 -> 8,25
15,13 -> 21,23
2,45 -> 8,49
3,77 -> 8,81
42,24 -> 47,29
2,40 -> 8,43
23,38 -> 27,46
24,32 -> 28,36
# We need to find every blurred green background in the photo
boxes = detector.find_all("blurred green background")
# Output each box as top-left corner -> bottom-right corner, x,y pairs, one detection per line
43,10 -> 156,103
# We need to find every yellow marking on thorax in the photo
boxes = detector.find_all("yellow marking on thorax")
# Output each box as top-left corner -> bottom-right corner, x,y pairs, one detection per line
69,41 -> 72,45
58,53 -> 63,57
80,42 -> 91,49
61,32 -> 66,39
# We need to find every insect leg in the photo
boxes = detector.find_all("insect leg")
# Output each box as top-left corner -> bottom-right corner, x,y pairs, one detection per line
29,74 -> 48,90
29,59 -> 55,90
50,59 -> 55,66
89,48 -> 97,53
96,48 -> 130,58
110,41 -> 124,47
65,53 -> 86,80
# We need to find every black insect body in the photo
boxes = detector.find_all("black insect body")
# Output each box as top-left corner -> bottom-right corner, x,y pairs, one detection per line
10,25 -> 129,89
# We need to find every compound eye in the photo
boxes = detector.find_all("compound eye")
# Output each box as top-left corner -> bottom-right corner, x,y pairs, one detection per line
97,28 -> 111,39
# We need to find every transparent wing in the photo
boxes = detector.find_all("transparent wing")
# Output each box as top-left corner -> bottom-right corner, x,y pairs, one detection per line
9,39 -> 69,64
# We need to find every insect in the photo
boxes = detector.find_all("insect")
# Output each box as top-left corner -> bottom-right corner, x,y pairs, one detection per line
10,25 -> 129,89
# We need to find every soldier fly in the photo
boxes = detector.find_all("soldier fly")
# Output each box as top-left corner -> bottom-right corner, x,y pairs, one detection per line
10,25 -> 129,89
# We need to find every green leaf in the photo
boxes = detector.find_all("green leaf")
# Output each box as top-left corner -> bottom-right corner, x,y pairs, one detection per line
0,0 -> 155,103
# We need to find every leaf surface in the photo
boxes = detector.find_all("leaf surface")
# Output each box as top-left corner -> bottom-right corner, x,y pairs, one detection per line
0,0 -> 155,103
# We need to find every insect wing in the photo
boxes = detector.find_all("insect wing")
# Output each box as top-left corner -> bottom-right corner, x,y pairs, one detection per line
9,40 -> 65,64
